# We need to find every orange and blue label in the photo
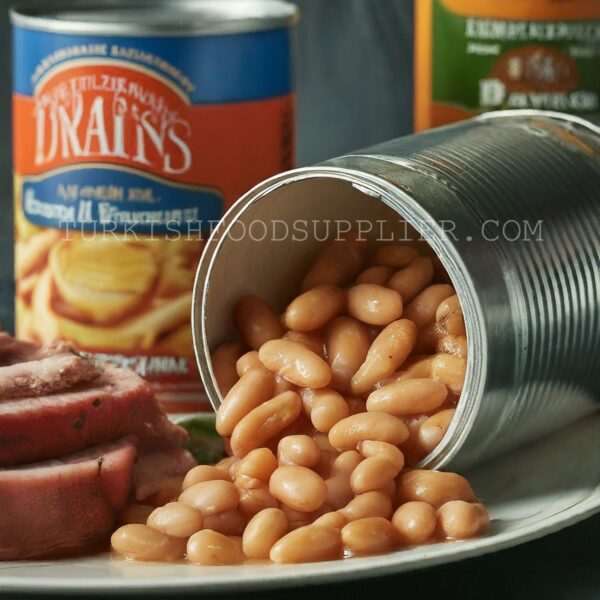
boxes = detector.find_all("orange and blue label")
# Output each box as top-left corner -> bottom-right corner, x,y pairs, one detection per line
12,24 -> 295,411
13,27 -> 295,229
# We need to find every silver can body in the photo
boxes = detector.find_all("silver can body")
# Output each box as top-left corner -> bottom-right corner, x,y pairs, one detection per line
193,111 -> 600,470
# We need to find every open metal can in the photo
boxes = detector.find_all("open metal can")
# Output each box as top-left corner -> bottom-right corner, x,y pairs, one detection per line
192,110 -> 600,470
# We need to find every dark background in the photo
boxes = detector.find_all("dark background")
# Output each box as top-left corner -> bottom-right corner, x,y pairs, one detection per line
0,1 -> 598,598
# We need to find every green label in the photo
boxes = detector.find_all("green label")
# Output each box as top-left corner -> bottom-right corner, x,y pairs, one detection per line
432,0 -> 600,120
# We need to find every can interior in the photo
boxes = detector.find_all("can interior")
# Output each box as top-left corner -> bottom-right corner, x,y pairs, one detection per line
202,177 -> 406,349
196,170 -> 481,470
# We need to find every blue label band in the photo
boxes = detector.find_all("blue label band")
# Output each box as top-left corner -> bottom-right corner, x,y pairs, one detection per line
13,26 -> 294,103
22,166 -> 223,234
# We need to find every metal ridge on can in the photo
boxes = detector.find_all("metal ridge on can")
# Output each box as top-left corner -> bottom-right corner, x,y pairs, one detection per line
10,0 -> 299,36
192,110 -> 600,471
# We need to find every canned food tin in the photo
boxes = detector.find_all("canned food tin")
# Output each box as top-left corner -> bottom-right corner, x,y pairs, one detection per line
192,110 -> 600,470
11,0 -> 298,412
414,0 -> 600,131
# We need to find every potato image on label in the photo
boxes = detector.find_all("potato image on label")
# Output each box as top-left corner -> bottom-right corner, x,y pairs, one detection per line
29,265 -> 193,352
50,240 -> 159,324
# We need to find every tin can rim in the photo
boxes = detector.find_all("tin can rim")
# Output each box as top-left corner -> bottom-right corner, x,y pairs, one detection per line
477,109 -> 600,135
10,0 -> 299,37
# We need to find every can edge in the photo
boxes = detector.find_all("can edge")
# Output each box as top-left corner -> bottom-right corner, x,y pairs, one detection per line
9,1 -> 299,37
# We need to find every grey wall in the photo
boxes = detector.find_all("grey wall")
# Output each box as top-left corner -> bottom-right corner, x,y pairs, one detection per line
0,0 -> 414,331
295,0 -> 413,163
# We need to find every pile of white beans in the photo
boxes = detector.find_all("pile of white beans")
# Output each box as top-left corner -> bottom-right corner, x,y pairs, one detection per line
112,237 -> 489,565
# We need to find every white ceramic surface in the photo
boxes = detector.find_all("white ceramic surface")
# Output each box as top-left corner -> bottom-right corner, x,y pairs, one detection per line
1,413 -> 599,594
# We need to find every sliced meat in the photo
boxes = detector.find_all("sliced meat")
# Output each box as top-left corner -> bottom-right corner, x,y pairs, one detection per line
0,365 -> 188,466
0,332 -> 69,365
133,447 -> 197,501
134,413 -> 189,452
0,437 -> 137,559
0,352 -> 100,400
0,333 -> 41,364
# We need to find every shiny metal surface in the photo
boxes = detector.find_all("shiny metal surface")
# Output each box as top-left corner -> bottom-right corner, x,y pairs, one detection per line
10,0 -> 299,36
193,111 -> 600,470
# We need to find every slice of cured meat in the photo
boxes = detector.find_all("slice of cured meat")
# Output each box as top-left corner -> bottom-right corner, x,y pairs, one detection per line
0,352 -> 100,400
0,437 -> 137,559
133,447 -> 197,501
0,365 -> 187,466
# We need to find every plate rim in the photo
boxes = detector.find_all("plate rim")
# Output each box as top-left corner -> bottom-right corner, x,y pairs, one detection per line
1,488 -> 599,594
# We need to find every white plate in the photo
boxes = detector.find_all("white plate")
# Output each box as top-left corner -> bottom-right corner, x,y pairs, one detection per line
1,413 -> 599,594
